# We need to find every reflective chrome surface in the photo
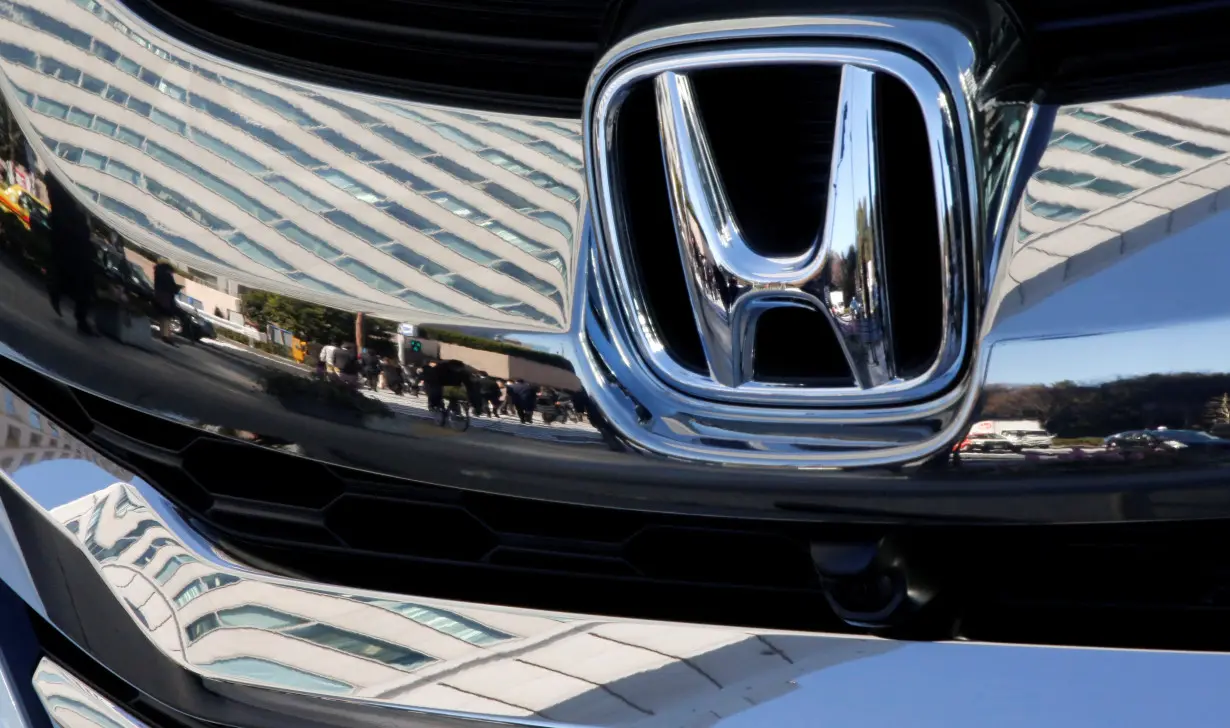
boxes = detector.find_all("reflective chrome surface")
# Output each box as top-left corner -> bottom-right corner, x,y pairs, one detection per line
2,408 -> 1230,728
33,659 -> 148,728
4,420 -> 1230,727
603,46 -> 964,399
0,0 -> 1226,513
581,19 -> 982,464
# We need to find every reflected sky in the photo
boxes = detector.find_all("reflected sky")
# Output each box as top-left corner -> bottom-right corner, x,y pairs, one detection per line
724,642 -> 1230,728
992,203 -> 1230,385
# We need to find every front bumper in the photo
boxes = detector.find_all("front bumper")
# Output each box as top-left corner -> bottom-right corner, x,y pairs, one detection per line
4,0 -> 1230,725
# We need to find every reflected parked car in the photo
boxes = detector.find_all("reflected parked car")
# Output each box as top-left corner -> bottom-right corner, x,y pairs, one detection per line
1106,429 -> 1230,452
959,433 -> 1021,453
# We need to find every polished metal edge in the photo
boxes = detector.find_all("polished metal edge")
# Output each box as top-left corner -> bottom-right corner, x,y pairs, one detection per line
575,17 -> 1009,466
32,658 -> 148,728
591,44 -> 968,407
0,405 -> 907,727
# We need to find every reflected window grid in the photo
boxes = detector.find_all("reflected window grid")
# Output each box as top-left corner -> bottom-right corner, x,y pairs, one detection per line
4,10 -> 565,320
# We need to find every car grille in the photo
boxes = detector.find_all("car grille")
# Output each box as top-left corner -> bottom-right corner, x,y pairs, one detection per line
116,0 -> 615,114
8,356 -> 1230,651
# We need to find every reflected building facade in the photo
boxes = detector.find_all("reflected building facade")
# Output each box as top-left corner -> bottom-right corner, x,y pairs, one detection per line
1006,95 -> 1230,318
1,382 -> 130,478
47,480 -> 895,726
0,0 -> 579,327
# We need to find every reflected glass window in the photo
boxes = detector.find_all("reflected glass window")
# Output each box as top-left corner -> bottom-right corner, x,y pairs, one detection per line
146,141 -> 279,222
424,155 -> 483,183
372,162 -> 435,192
437,274 -> 518,307
81,74 -> 107,94
125,96 -> 152,118
429,123 -> 484,151
357,598 -> 511,645
80,150 -> 106,170
425,191 -> 476,218
40,57 -> 81,85
274,221 -> 343,260
138,68 -> 161,88
371,126 -> 432,156
222,79 -> 320,127
34,97 -> 69,119
1176,141 -> 1224,158
27,409 -> 41,430
283,623 -> 433,668
54,143 -> 81,164
66,107 -> 93,128
1034,167 -> 1134,197
480,220 -> 549,255
336,258 -> 404,293
105,87 -> 129,105
92,40 -> 119,64
116,127 -> 144,148
185,613 -> 219,642
480,121 -> 535,144
143,179 -> 232,231
310,95 -> 379,125
229,233 -> 295,272
481,183 -> 534,211
0,42 -> 37,68
381,202 -> 439,232
1090,145 -> 1141,165
530,210 -> 573,239
149,108 -> 187,135
93,117 -> 118,137
246,126 -> 325,168
527,140 -> 582,169
266,176 -> 331,212
397,290 -> 459,315
1096,116 -> 1140,134
29,8 -> 91,49
1051,133 -> 1097,153
383,244 -> 448,277
173,573 -> 239,608
479,149 -> 531,175
504,303 -> 557,325
492,260 -> 559,299
433,231 -> 499,264
202,657 -> 352,695
527,172 -> 579,203
288,272 -> 347,295
312,128 -> 381,162
532,120 -> 582,140
190,129 -> 268,175
1067,109 -> 1105,123
376,103 -> 434,125
158,79 -> 187,102
323,210 -> 392,245
316,169 -> 382,203
1129,158 -> 1183,176
4,391 -> 15,415
1025,192 -> 1088,221
1083,177 -> 1136,196
133,537 -> 178,567
116,56 -> 140,77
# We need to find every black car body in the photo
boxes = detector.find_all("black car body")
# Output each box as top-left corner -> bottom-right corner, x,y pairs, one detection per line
4,1 -> 1230,727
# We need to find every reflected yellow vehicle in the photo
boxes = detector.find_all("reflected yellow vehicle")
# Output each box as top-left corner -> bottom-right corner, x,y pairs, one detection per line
0,183 -> 48,231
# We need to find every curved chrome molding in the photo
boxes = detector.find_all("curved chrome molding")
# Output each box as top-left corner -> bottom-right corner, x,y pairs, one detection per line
575,16 -> 998,465
591,42 -> 968,406
33,659 -> 148,728
0,426 -> 904,727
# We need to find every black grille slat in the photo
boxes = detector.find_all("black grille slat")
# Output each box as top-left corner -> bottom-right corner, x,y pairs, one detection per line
121,0 -> 613,112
